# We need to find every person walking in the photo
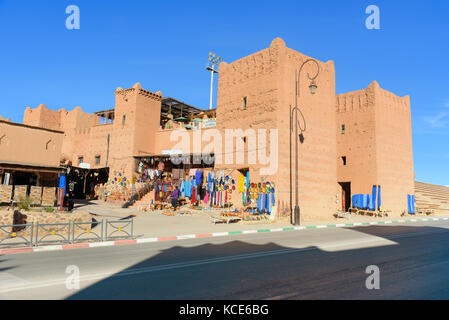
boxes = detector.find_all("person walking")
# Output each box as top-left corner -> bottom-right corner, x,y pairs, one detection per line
171,186 -> 179,211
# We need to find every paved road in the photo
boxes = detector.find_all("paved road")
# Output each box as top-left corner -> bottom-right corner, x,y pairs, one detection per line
1,220 -> 449,299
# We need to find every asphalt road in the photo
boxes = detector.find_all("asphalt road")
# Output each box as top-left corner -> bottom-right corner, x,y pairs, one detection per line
1,220 -> 449,300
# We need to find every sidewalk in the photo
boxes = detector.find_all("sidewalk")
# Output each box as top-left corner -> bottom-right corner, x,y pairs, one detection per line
73,200 -> 449,239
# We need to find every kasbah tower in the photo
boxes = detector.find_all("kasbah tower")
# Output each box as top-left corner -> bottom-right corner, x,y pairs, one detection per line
22,37 -> 414,223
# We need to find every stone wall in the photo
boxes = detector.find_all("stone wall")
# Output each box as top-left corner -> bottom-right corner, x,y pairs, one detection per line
42,187 -> 57,206
0,185 -> 12,203
0,210 -> 93,238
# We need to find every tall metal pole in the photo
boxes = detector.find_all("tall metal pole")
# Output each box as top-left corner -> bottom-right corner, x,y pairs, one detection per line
294,70 -> 299,225
209,69 -> 214,110
292,59 -> 320,226
289,104 -> 293,224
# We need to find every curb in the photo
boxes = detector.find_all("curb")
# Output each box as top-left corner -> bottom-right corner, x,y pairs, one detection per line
1,216 -> 447,256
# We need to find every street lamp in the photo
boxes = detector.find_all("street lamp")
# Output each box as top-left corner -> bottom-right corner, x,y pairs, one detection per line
206,52 -> 222,110
290,59 -> 320,226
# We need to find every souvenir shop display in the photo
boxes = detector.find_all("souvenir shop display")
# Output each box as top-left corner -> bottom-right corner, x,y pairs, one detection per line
127,162 -> 278,223
203,169 -> 235,209
94,170 -> 147,202
234,172 -> 276,217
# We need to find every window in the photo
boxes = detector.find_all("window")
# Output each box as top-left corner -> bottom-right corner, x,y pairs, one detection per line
122,114 -> 126,125
242,97 -> 247,110
95,155 -> 101,165
341,124 -> 345,134
342,156 -> 347,166
78,156 -> 84,165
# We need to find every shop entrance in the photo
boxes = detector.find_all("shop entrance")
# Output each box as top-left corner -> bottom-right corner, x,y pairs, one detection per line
338,182 -> 351,212
66,167 -> 109,199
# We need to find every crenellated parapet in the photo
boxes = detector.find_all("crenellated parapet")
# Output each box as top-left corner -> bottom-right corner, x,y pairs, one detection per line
115,83 -> 162,101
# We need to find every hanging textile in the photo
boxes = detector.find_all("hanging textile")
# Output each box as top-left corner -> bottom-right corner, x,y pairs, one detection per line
238,174 -> 244,192
195,169 -> 202,185
191,185 -> 196,204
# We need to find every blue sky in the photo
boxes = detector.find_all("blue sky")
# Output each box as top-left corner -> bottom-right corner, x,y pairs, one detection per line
0,0 -> 448,185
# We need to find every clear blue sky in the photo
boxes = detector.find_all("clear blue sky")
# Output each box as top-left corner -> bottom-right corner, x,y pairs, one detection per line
0,0 -> 448,185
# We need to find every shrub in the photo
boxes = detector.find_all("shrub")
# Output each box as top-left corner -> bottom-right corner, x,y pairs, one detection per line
18,196 -> 31,211
45,207 -> 55,213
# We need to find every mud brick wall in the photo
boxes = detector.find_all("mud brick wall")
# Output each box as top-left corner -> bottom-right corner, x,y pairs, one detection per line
13,185 -> 27,201
29,186 -> 43,205
42,187 -> 57,206
0,185 -> 12,203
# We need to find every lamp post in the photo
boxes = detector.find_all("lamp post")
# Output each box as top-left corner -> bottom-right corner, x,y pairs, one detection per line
291,59 -> 320,226
206,52 -> 222,110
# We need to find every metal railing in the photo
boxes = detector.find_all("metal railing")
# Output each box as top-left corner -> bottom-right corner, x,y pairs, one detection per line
72,220 -> 103,243
0,218 -> 134,248
0,224 -> 33,247
35,222 -> 71,246
105,219 -> 134,241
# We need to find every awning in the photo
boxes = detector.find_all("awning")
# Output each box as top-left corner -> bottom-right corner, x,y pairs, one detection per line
0,162 -> 63,174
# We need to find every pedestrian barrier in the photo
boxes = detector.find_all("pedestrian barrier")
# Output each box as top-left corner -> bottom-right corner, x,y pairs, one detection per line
35,222 -> 71,246
72,220 -> 103,243
105,219 -> 134,241
0,218 -> 134,248
0,223 -> 33,247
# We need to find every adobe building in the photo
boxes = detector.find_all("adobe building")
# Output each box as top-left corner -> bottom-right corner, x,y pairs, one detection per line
0,118 -> 64,205
18,37 -> 415,221
336,81 -> 414,215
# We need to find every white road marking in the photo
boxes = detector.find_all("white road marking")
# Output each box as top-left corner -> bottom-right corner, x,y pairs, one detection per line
136,238 -> 158,243
33,245 -> 63,252
0,273 -> 30,288
2,223 -> 448,295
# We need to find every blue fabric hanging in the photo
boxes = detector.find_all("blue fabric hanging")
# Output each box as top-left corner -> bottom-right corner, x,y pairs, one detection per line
267,193 -> 270,212
362,194 -> 369,210
352,195 -> 357,209
368,194 -> 374,211
377,186 -> 381,209
371,185 -> 377,211
408,194 -> 416,214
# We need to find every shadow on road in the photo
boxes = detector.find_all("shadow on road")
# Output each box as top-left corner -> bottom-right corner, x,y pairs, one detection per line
59,224 -> 449,299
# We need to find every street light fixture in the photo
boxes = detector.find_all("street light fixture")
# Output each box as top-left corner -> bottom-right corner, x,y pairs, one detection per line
309,79 -> 318,95
206,52 -> 222,110
291,59 -> 320,226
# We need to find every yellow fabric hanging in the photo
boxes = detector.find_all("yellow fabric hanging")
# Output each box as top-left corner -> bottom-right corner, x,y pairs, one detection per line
238,174 -> 244,192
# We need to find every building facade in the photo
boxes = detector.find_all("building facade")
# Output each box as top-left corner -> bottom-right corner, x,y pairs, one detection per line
18,37 -> 414,221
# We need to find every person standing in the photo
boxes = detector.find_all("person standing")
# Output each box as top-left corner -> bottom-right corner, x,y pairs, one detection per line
171,186 -> 179,211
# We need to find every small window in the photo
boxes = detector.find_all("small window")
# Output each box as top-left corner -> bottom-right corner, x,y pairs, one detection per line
78,156 -> 84,165
243,137 -> 247,143
122,114 -> 126,125
341,124 -> 345,134
95,155 -> 101,165
342,156 -> 347,166
242,97 -> 247,110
